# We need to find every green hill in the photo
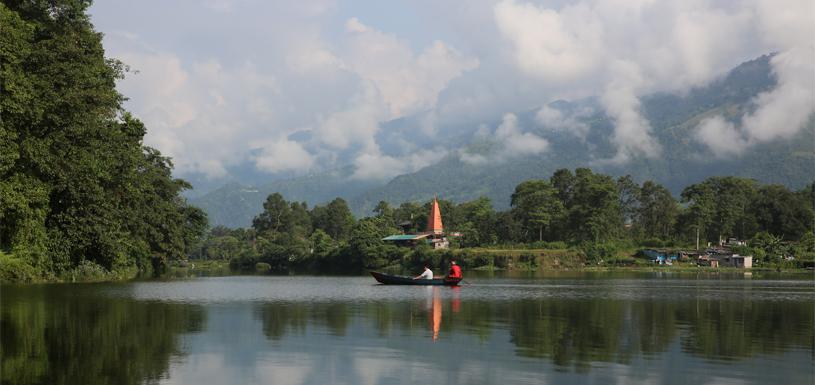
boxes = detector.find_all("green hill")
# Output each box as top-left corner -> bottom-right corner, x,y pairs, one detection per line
189,166 -> 382,228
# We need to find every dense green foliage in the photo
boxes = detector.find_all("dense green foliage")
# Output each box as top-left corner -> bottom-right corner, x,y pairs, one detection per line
197,168 -> 814,272
0,1 -> 207,282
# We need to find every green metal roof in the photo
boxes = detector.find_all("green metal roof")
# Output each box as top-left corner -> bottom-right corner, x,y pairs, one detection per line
382,234 -> 428,241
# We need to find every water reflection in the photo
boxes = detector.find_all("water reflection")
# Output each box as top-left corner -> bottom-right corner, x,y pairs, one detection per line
1,284 -> 205,385
1,276 -> 813,385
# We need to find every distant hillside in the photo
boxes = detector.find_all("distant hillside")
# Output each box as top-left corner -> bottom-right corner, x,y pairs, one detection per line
193,54 -> 815,226
189,166 -> 382,228
350,54 -> 813,215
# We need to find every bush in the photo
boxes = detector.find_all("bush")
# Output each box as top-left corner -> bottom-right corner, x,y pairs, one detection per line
255,262 -> 272,272
603,256 -> 637,266
0,252 -> 40,283
579,241 -> 625,264
528,241 -> 568,249
62,260 -> 114,282
640,238 -> 665,247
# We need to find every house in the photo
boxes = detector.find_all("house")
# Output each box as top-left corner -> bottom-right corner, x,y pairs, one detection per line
697,249 -> 753,268
642,249 -> 680,265
716,254 -> 753,268
697,254 -> 719,267
720,237 -> 747,247
383,197 -> 450,249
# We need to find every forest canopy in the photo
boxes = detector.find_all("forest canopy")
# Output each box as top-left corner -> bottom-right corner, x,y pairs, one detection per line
0,1 -> 207,282
198,169 -> 814,273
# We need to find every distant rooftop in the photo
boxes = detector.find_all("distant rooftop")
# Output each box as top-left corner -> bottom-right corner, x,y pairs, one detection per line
382,234 -> 429,241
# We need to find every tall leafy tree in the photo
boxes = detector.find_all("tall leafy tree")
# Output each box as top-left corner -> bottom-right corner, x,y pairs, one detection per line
749,184 -> 813,239
457,196 -> 497,246
511,180 -> 563,242
637,181 -> 678,240
617,175 -> 641,229
0,1 -> 207,278
564,169 -> 622,242
317,198 -> 355,241
252,193 -> 291,236
681,177 -> 757,243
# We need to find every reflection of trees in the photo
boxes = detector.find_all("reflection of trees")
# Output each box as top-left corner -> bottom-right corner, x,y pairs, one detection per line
505,298 -> 813,370
254,303 -> 308,340
678,299 -> 814,359
1,287 -> 205,385
507,299 -> 632,372
254,302 -> 351,339
251,295 -> 812,374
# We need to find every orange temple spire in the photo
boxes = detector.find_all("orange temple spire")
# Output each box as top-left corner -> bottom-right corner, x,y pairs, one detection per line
427,197 -> 443,234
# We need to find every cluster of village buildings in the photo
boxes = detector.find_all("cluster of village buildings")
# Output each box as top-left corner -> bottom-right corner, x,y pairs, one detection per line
642,238 -> 753,268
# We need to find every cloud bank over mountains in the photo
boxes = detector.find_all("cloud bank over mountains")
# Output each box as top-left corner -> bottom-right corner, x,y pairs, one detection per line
90,0 -> 814,182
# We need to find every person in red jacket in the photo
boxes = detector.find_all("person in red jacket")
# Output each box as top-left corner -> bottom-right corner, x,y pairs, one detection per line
446,260 -> 462,279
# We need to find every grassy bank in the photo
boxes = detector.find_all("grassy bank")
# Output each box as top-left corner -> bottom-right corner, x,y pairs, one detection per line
165,259 -> 232,278
0,251 -> 141,284
4,248 -> 811,284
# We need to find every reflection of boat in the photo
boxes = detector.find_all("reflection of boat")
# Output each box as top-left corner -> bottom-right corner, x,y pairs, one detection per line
370,271 -> 461,286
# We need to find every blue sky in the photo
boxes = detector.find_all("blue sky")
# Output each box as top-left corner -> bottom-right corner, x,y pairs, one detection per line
88,0 -> 814,181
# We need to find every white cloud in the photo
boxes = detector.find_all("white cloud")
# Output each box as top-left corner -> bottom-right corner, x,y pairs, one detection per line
694,0 -> 815,154
495,113 -> 549,155
740,47 -> 815,143
252,139 -> 315,173
694,116 -> 747,157
535,104 -> 592,139
91,0 -> 812,184
460,113 -> 549,165
601,60 -> 662,162
493,0 -> 772,162
351,148 -> 447,180
494,0 -> 602,83
312,83 -> 386,151
341,18 -> 479,118
115,50 -> 281,178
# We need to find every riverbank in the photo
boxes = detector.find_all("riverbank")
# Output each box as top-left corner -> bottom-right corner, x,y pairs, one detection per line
3,249 -> 811,284
0,252 -> 143,284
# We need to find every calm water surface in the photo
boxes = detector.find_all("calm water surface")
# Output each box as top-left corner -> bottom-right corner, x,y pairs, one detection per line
2,272 -> 813,385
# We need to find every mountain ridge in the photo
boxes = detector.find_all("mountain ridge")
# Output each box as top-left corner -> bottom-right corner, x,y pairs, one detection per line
191,54 -> 815,227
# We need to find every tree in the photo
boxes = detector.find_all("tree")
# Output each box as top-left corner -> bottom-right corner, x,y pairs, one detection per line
681,177 -> 757,243
617,175 -> 641,230
457,196 -> 497,246
749,184 -> 813,239
308,229 -> 334,260
287,201 -> 312,237
373,200 -> 392,218
252,193 -> 291,235
347,217 -> 389,268
318,198 -> 355,241
637,181 -> 678,240
0,2 -> 208,278
394,201 -> 423,233
563,169 -> 622,242
511,181 -> 563,242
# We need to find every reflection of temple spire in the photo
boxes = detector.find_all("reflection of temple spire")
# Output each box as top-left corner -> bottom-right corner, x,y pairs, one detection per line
432,287 -> 441,341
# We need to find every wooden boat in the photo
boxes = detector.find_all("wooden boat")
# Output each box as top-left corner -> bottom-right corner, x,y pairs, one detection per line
370,271 -> 461,286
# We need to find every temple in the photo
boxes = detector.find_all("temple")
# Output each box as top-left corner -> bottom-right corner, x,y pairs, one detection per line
382,197 -> 450,249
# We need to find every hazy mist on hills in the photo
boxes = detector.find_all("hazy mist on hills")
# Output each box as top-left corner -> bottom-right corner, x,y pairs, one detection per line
191,55 -> 814,228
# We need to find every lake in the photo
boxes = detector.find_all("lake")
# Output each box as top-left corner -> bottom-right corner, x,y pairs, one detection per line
1,272 -> 813,385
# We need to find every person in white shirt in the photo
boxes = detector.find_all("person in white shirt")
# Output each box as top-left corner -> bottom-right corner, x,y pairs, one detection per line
414,265 -> 433,280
